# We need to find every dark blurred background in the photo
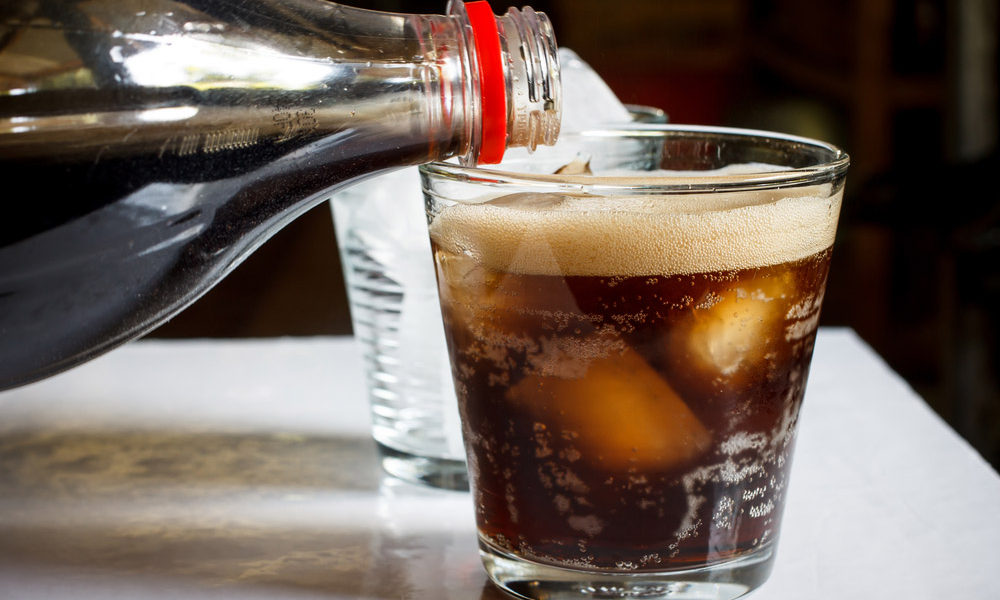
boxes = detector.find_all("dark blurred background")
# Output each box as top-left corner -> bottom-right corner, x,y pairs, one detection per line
151,0 -> 1000,470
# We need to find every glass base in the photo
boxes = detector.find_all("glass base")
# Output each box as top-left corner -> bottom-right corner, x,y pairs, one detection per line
479,537 -> 774,600
375,442 -> 469,491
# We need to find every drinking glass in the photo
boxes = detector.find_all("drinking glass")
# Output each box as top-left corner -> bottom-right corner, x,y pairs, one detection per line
421,125 -> 848,599
331,169 -> 468,490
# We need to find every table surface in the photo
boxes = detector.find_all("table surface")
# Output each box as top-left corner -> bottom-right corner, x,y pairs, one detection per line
0,328 -> 997,599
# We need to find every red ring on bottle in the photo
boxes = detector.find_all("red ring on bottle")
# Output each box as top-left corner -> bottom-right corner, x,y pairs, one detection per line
464,1 -> 506,164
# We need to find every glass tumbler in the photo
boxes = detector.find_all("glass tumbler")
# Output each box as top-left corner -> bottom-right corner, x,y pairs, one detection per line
331,168 -> 468,490
421,125 -> 848,599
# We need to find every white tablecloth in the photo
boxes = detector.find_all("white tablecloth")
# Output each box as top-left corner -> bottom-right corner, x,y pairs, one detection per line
0,328 -> 997,599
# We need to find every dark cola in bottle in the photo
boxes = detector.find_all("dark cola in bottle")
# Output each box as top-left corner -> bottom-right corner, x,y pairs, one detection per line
0,0 -> 560,389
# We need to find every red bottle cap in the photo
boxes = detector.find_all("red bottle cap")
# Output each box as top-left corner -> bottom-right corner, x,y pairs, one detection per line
464,1 -> 507,164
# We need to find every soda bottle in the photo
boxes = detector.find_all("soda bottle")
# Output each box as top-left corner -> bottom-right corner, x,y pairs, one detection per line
0,0 -> 561,389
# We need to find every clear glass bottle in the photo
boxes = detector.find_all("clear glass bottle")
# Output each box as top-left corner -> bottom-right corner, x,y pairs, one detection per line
0,0 -> 560,389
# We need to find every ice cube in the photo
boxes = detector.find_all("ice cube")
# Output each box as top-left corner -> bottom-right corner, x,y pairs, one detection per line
508,346 -> 711,471
677,272 -> 797,380
433,250 -> 490,322
554,156 -> 593,175
434,238 -> 584,350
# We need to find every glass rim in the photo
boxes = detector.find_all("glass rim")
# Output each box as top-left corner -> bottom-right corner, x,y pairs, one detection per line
421,124 -> 850,194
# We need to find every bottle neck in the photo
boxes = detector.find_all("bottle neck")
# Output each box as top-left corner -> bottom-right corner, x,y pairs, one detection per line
0,1 -> 559,169
445,1 -> 561,165
494,5 -> 562,155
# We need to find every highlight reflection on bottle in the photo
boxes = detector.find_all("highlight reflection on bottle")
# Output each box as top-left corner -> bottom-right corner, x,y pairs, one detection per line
429,177 -> 842,572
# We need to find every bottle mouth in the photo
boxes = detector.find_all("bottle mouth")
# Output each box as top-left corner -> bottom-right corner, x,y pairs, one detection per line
499,6 -> 561,155
449,1 -> 561,166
